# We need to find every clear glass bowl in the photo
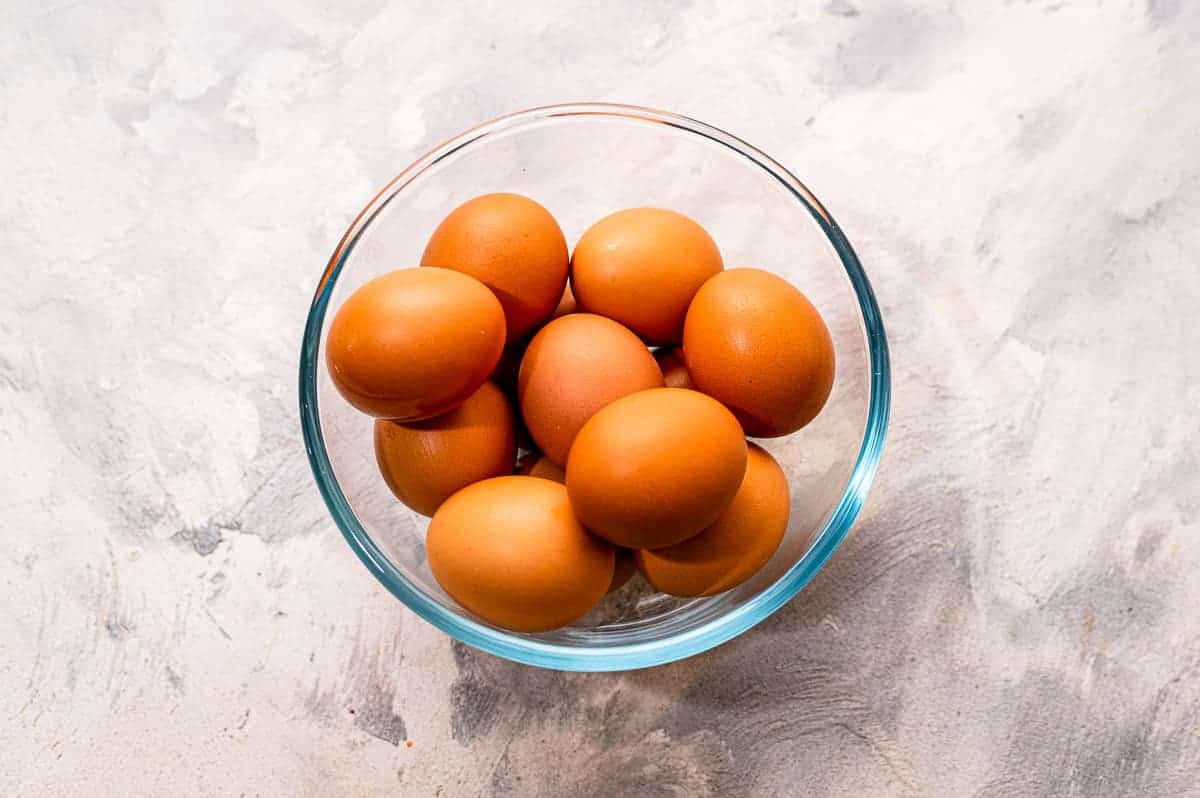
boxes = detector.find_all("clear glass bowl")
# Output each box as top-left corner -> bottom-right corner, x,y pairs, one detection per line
299,103 -> 890,671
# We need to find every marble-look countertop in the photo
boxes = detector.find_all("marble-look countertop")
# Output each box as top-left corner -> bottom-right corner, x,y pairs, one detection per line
3,2 -> 1198,796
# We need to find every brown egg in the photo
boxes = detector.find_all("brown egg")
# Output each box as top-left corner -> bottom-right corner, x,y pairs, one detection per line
374,381 -> 516,516
551,283 -> 577,319
518,314 -> 664,466
654,347 -> 694,390
516,452 -> 566,483
566,388 -> 748,549
427,476 -> 615,632
683,268 -> 834,437
326,268 -> 505,420
571,208 -> 723,345
421,193 -> 568,341
608,548 -> 637,593
635,444 -> 789,597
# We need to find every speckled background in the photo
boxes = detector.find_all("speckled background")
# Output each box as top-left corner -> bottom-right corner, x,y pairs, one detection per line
3,2 -> 1198,796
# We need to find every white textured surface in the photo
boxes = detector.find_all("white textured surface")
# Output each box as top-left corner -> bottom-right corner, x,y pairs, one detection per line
3,2 -> 1199,795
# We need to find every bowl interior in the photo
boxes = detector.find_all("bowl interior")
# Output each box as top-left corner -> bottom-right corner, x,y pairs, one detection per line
302,105 -> 887,669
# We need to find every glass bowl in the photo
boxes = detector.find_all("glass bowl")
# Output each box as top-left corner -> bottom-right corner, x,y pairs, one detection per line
299,103 -> 890,671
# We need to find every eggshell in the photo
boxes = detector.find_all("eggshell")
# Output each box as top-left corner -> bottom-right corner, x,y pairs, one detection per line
326,268 -> 505,420
518,313 -> 664,466
635,443 -> 789,597
566,387 -> 748,549
608,548 -> 637,594
654,347 -> 694,390
571,208 -> 723,345
683,268 -> 834,437
421,193 -> 568,341
374,381 -> 516,516
516,452 -> 566,483
427,476 -> 615,632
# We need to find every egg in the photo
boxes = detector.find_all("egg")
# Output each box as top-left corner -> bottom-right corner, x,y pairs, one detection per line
654,347 -> 694,390
374,381 -> 516,516
683,268 -> 834,437
326,268 -> 505,420
518,313 -> 664,466
427,476 -> 615,632
421,193 -> 568,341
571,208 -> 723,345
608,547 -> 637,593
635,443 -> 789,597
566,387 -> 748,549
516,452 -> 566,483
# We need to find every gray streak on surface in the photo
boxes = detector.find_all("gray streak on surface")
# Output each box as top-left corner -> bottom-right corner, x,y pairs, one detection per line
449,641 -> 504,745
171,523 -> 225,556
355,677 -> 407,747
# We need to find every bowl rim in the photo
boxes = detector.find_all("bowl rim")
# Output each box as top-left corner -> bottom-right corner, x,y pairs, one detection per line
299,102 -> 891,671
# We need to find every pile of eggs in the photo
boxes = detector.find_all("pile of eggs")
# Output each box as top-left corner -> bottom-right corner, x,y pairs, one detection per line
326,194 -> 834,633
